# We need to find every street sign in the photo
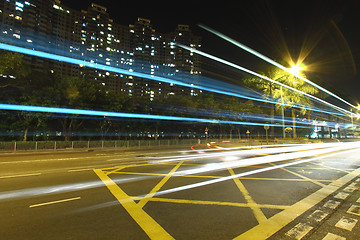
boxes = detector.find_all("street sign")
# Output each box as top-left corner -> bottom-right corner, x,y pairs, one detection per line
264,125 -> 269,145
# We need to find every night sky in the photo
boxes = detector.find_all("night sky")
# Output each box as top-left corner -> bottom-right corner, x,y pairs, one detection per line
61,0 -> 360,104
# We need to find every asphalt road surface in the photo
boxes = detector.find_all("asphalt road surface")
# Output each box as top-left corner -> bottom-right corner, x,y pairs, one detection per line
1,141 -> 360,240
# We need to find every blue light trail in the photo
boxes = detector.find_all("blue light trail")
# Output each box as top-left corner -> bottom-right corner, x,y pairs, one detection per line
0,42 -> 349,118
0,103 -> 309,128
0,43 -> 272,104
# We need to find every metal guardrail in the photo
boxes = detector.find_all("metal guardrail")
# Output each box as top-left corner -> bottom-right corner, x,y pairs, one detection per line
0,138 -> 338,153
0,139 -> 203,153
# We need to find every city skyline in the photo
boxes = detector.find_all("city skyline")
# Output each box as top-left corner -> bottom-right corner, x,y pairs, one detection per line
60,0 -> 360,102
0,0 -> 203,99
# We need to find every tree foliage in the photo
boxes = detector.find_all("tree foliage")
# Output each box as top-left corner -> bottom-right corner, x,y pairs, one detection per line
0,52 -> 267,141
243,66 -> 319,137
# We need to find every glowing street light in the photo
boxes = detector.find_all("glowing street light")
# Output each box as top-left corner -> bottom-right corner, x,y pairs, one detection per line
289,64 -> 304,75
280,63 -> 305,138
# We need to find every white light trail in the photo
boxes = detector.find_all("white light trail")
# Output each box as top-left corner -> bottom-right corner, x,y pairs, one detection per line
149,142 -> 360,198
199,24 -> 358,111
0,42 -> 347,118
177,43 -> 353,116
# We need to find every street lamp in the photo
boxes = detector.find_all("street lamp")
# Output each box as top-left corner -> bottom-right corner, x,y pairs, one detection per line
280,63 -> 305,138
289,64 -> 303,75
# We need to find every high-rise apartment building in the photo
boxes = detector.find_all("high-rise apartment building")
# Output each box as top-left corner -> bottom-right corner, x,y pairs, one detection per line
0,0 -> 53,72
0,0 -> 202,99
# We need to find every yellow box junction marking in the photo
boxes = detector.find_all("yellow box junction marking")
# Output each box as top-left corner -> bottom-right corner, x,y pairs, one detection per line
137,161 -> 184,209
268,162 -> 326,188
94,142 -> 360,240
93,169 -> 174,240
227,167 -> 267,224
234,167 -> 360,240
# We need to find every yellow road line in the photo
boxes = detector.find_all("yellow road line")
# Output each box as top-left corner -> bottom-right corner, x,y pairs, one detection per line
93,169 -> 174,240
104,166 -> 127,175
137,161 -> 184,209
238,176 -> 332,183
110,171 -> 333,183
309,162 -> 351,173
111,171 -> 223,179
268,162 -> 326,188
234,167 -> 360,240
145,197 -> 290,210
227,167 -> 267,224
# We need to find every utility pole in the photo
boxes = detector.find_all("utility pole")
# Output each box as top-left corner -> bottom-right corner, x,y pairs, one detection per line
281,86 -> 285,138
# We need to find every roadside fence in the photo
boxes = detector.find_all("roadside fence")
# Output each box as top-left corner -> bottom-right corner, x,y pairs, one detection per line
0,139 -> 203,153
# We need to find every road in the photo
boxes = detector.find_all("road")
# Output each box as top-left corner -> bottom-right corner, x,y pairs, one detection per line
1,141 -> 360,240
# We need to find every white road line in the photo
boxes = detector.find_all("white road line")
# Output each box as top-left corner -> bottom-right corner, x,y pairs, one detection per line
29,197 -> 81,208
0,173 -> 41,179
308,210 -> 329,222
343,186 -> 357,193
322,232 -> 346,240
334,192 -> 349,200
347,205 -> 360,217
285,223 -> 313,240
323,200 -> 340,209
68,168 -> 93,172
335,216 -> 358,231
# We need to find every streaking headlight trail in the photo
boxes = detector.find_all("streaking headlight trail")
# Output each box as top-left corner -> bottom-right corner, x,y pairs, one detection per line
199,24 -> 358,111
176,43 -> 353,116
0,42 -> 348,118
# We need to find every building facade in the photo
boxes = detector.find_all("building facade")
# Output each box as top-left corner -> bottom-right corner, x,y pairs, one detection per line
0,0 -> 202,99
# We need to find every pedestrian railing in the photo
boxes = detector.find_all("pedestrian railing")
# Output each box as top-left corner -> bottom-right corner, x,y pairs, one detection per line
0,139 -> 203,153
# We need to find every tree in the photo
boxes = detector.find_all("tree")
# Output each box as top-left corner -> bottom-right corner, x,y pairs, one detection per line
244,66 -> 319,138
0,51 -> 31,89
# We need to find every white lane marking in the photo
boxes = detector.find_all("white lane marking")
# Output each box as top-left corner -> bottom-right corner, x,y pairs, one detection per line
335,216 -> 358,231
0,173 -> 41,179
323,200 -> 340,209
285,223 -> 313,240
343,186 -> 357,193
322,232 -> 346,240
29,197 -> 81,208
347,205 -> 360,217
0,157 -> 83,164
308,210 -> 329,222
348,182 -> 359,188
334,192 -> 349,200
68,168 -> 93,172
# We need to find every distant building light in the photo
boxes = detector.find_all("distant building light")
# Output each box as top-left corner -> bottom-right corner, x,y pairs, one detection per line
15,2 -> 24,8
